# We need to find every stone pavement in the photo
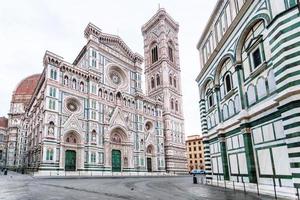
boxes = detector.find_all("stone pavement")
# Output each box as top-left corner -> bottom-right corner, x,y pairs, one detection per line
0,173 -> 286,200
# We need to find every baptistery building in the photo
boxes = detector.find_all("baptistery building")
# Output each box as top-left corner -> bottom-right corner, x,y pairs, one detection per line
7,9 -> 186,175
196,0 -> 300,197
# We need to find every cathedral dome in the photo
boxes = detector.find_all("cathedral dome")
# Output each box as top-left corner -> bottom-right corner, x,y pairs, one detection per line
0,117 -> 8,128
12,74 -> 41,105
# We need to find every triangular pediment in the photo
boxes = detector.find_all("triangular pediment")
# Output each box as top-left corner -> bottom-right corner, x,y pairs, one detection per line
63,114 -> 83,134
109,107 -> 128,129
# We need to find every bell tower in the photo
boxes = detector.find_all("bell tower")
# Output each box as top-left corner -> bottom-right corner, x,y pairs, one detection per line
142,8 -> 186,173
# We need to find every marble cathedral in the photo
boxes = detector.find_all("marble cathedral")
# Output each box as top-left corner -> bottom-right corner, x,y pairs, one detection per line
5,9 -> 186,175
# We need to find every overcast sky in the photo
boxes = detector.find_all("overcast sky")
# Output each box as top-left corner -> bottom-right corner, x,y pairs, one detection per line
0,0 -> 217,136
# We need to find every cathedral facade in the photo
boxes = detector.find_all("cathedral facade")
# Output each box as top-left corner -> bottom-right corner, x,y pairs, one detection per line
7,9 -> 186,175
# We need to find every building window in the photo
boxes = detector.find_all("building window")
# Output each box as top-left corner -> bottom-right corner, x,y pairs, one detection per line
198,146 -> 201,150
156,74 -> 160,86
199,153 -> 202,158
189,154 -> 192,158
151,77 -> 155,89
50,69 -> 57,80
170,99 -> 174,110
173,77 -> 177,88
193,142 -> 196,145
169,75 -> 173,85
0,150 -> 2,160
46,149 -> 53,160
194,147 -> 196,151
194,154 -> 197,158
49,99 -> 56,110
91,152 -> 96,163
252,48 -> 262,68
49,87 -> 56,97
91,130 -> 96,142
189,142 -> 191,145
151,45 -> 158,63
168,46 -> 173,62
207,93 -> 214,108
175,101 -> 179,112
224,73 -> 232,93
189,147 -> 191,151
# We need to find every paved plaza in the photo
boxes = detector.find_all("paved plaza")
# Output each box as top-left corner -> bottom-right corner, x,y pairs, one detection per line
0,171 -> 281,200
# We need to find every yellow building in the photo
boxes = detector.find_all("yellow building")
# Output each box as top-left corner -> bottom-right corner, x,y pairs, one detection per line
186,135 -> 204,172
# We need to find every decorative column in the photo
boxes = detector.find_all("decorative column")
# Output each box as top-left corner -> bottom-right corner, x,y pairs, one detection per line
218,132 -> 229,180
214,85 -> 222,122
234,64 -> 246,109
241,124 -> 257,183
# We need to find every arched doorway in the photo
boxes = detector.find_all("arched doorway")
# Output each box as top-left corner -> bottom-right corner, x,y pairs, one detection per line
112,150 -> 121,172
146,145 -> 154,172
64,132 -> 79,171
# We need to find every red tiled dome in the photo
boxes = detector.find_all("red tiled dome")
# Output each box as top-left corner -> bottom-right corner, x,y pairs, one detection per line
12,74 -> 41,105
0,117 -> 8,128
14,74 -> 41,95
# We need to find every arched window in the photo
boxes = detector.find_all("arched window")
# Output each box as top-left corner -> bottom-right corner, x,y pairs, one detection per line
267,69 -> 276,93
46,148 -> 53,160
247,85 -> 256,106
169,74 -> 173,85
171,99 -> 174,110
224,73 -> 232,93
168,46 -> 173,62
80,81 -> 84,92
99,89 -> 102,97
64,75 -> 69,86
110,92 -> 113,101
222,104 -> 229,120
228,100 -> 235,117
151,45 -> 158,63
234,95 -> 241,113
241,20 -> 266,79
72,78 -> 77,89
207,93 -> 214,108
156,74 -> 160,86
91,130 -> 96,142
257,77 -> 267,99
175,100 -> 179,112
214,110 -> 219,124
174,77 -> 177,88
151,77 -> 155,89
207,116 -> 211,129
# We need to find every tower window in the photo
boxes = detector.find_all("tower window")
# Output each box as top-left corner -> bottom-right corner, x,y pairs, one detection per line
175,101 -> 179,112
174,77 -> 177,88
151,45 -> 158,63
156,74 -> 160,86
169,75 -> 173,85
151,77 -> 155,89
168,46 -> 173,62
171,99 -> 174,110
207,93 -> 214,108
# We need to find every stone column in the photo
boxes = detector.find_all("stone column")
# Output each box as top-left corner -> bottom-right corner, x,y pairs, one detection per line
218,133 -> 229,180
241,125 -> 257,183
234,64 -> 246,109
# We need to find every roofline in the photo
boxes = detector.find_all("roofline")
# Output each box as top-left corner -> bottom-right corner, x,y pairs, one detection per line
196,0 -> 223,50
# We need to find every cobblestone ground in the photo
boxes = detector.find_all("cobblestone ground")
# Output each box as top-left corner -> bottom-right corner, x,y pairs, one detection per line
0,171 -> 281,200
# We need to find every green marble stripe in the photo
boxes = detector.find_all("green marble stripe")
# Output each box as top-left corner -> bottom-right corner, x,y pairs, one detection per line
271,31 -> 300,53
273,50 -> 300,69
270,21 -> 300,44
278,100 -> 300,112
275,60 -> 300,77
286,132 -> 300,139
290,162 -> 300,168
276,70 -> 300,85
268,13 -> 298,37
289,152 -> 300,158
287,142 -> 300,148
277,80 -> 300,93
292,173 -> 300,178
284,122 -> 300,130
282,113 -> 300,121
